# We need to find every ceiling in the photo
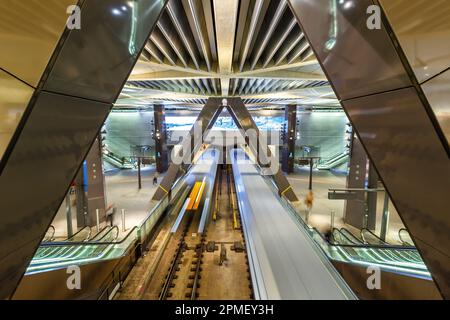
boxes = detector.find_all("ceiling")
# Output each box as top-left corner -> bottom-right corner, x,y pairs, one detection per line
115,0 -> 339,109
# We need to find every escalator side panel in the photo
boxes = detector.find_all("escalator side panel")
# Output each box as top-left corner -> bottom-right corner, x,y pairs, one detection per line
0,1 -> 167,299
343,88 -> 450,296
0,93 -> 110,299
332,261 -> 441,300
12,242 -> 138,300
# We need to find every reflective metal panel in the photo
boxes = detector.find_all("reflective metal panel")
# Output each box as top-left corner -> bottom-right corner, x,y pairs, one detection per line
343,87 -> 450,298
380,0 -> 450,83
288,0 -> 411,100
0,0 -> 76,86
422,69 -> 450,146
0,70 -> 33,160
0,92 -> 111,299
44,0 -> 166,103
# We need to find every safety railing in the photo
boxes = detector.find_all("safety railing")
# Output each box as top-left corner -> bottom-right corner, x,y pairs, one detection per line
258,171 -> 430,279
29,164 -> 193,275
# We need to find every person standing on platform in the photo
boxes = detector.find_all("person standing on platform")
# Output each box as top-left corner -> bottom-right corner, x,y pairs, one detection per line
304,190 -> 314,225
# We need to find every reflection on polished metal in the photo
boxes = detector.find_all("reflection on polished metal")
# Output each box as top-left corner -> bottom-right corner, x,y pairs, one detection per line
380,0 -> 450,84
0,0 -> 167,299
0,0 -> 77,87
0,69 -> 33,160
153,97 -> 298,202
288,0 -> 450,298
422,69 -> 450,145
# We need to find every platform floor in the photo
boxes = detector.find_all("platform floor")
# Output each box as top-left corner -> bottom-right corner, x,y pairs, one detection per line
104,166 -> 164,236
287,166 -> 406,244
50,165 -> 164,239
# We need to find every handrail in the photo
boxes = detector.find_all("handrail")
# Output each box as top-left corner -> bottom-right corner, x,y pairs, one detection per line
332,228 -> 358,245
43,225 -> 56,242
90,226 -> 110,241
398,228 -> 413,246
38,226 -> 139,247
361,228 -> 389,245
98,226 -> 119,242
254,163 -> 418,252
340,228 -> 364,244
138,164 -> 192,231
65,226 -> 91,241
329,187 -> 385,192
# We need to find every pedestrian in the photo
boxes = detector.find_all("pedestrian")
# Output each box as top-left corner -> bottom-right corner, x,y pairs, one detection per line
304,190 -> 314,225
153,172 -> 158,185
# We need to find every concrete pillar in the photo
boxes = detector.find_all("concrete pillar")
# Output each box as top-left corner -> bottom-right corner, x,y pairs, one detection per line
84,137 -> 107,227
344,133 -> 375,229
282,105 -> 296,173
154,105 -> 169,173
75,169 -> 87,228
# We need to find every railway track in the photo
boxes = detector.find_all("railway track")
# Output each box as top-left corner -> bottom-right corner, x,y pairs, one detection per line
147,164 -> 253,300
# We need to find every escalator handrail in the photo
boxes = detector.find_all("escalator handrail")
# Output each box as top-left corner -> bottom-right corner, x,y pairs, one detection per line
38,226 -> 138,247
89,226 -> 111,241
257,170 -> 418,252
332,228 -> 359,245
340,228 -> 364,244
398,228 -> 413,246
43,225 -> 56,242
138,164 -> 192,231
360,228 -> 389,245
315,227 -> 416,250
100,225 -> 119,241
65,226 -> 91,241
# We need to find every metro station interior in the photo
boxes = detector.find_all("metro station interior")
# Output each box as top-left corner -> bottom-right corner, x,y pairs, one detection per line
0,0 -> 449,301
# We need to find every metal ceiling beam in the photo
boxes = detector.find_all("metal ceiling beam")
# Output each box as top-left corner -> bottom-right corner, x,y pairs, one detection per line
166,0 -> 201,69
157,12 -> 189,67
262,17 -> 298,68
250,0 -> 287,70
182,0 -> 213,71
137,60 -> 214,77
202,0 -> 217,61
237,69 -> 326,81
238,0 -> 270,72
150,28 -> 178,65
236,58 -> 319,76
213,0 -> 239,96
274,29 -> 303,65
145,41 -> 164,64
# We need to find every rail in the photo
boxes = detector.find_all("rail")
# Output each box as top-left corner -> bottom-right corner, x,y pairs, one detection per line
398,228 -> 413,246
43,225 -> 55,242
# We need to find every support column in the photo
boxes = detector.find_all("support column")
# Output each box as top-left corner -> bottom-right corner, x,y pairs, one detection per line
84,136 -> 107,227
75,169 -> 87,228
344,133 -> 368,229
154,105 -> 168,173
282,104 -> 296,173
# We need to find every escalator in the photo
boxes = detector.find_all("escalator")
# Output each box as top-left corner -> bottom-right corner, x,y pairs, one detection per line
262,176 -> 440,298
13,163 -> 192,300
28,226 -> 119,273
317,152 -> 349,170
